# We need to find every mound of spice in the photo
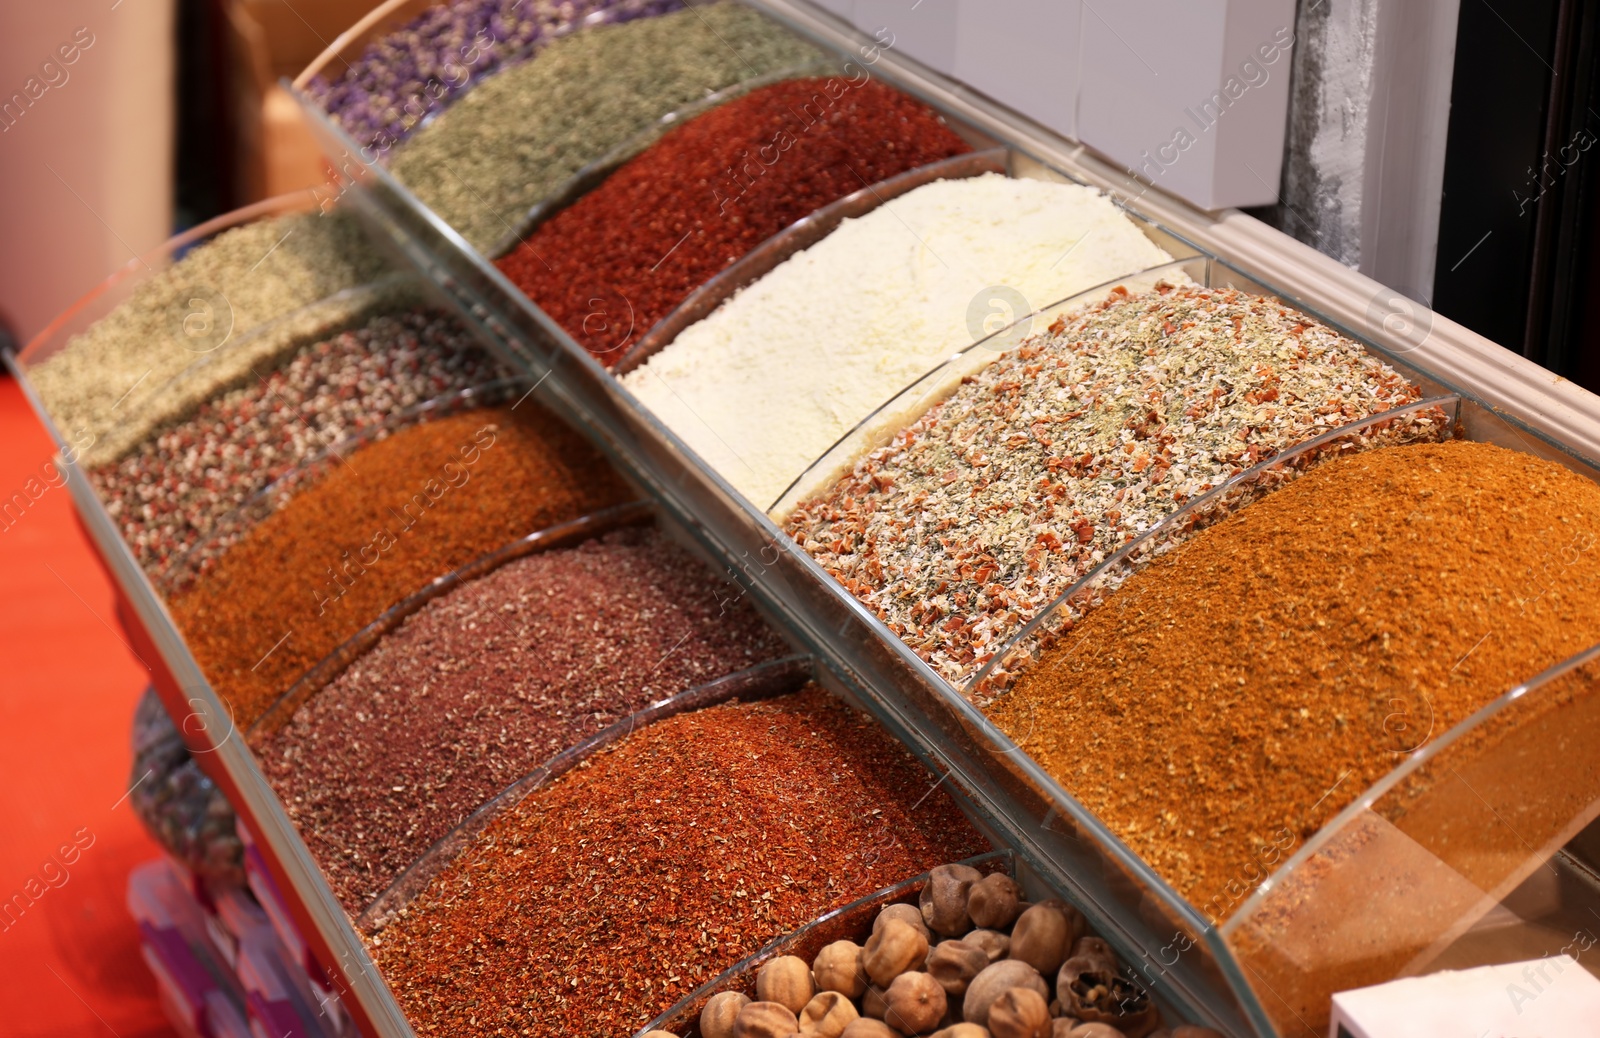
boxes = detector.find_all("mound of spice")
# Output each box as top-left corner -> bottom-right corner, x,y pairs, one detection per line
28,211 -> 396,465
308,0 -> 682,154
373,685 -> 988,1036
391,3 -> 822,252
91,309 -> 505,581
988,440 -> 1600,922
784,284 -> 1426,685
170,406 -> 632,728
497,77 -> 971,362
260,526 -> 788,912
623,174 -> 1173,509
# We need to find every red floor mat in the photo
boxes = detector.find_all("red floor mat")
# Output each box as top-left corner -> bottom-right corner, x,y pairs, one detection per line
0,373 -> 174,1038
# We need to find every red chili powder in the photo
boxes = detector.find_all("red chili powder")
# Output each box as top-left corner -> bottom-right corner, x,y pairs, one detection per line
496,76 -> 971,363
170,406 -> 632,728
373,684 -> 988,1036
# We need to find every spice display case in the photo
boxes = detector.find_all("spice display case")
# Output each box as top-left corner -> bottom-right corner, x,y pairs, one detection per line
10,0 -> 1600,1035
7,219 -> 1014,1037
279,0 -> 1600,1030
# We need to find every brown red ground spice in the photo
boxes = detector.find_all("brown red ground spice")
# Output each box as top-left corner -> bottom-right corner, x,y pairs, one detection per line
372,685 -> 988,1036
170,406 -> 632,728
259,526 -> 788,913
496,76 -> 970,363
989,441 -> 1600,922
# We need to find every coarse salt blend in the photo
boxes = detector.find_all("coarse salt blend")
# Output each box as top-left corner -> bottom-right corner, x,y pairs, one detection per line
621,173 -> 1172,509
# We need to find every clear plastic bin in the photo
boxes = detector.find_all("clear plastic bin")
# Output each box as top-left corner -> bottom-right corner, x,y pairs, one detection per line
1224,642 -> 1600,1036
640,850 -> 1012,1036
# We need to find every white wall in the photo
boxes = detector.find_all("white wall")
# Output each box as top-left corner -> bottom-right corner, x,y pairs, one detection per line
0,0 -> 175,344
817,0 -> 1296,210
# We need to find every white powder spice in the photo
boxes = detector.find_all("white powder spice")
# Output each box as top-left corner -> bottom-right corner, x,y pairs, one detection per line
622,173 -> 1173,509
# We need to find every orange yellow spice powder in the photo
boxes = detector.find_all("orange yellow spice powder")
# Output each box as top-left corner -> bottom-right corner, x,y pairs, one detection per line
988,440 -> 1600,922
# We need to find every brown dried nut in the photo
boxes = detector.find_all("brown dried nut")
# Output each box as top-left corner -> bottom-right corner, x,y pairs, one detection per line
1051,1021 -> 1079,1038
1067,1026 -> 1126,1038
930,1024 -> 990,1038
814,940 -> 868,999
736,1002 -> 801,1038
925,940 -> 989,997
877,902 -> 933,941
885,972 -> 947,1035
920,864 -> 982,937
1009,905 -> 1073,976
987,988 -> 1051,1038
966,874 -> 1023,931
703,992 -> 754,1038
865,918 -> 930,987
760,956 -> 817,1013
1069,938 -> 1118,972
1034,900 -> 1086,945
965,929 -> 1010,964
799,991 -> 861,1038
864,986 -> 890,1020
1056,959 -> 1157,1038
963,961 -> 1049,1028
842,1020 -> 900,1038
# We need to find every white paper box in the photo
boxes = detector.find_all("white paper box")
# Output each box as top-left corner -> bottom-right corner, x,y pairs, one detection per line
1331,956 -> 1600,1037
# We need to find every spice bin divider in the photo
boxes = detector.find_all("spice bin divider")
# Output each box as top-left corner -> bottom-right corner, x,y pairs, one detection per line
765,256 -> 1207,518
247,500 -> 655,742
1222,639 -> 1600,1036
608,147 -> 1010,375
285,84 -> 1276,1034
963,394 -> 1461,700
638,849 -> 1013,1038
484,58 -> 848,259
356,654 -> 816,933
158,377 -> 527,594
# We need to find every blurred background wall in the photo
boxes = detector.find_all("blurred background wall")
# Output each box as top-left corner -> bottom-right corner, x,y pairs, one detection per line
0,1 -> 176,344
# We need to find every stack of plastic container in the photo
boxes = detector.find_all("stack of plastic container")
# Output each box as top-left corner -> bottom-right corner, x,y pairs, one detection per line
128,854 -> 345,1038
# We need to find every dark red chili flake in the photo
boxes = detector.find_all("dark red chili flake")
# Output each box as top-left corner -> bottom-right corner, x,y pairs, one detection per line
496,76 -> 971,363
372,685 -> 988,1036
